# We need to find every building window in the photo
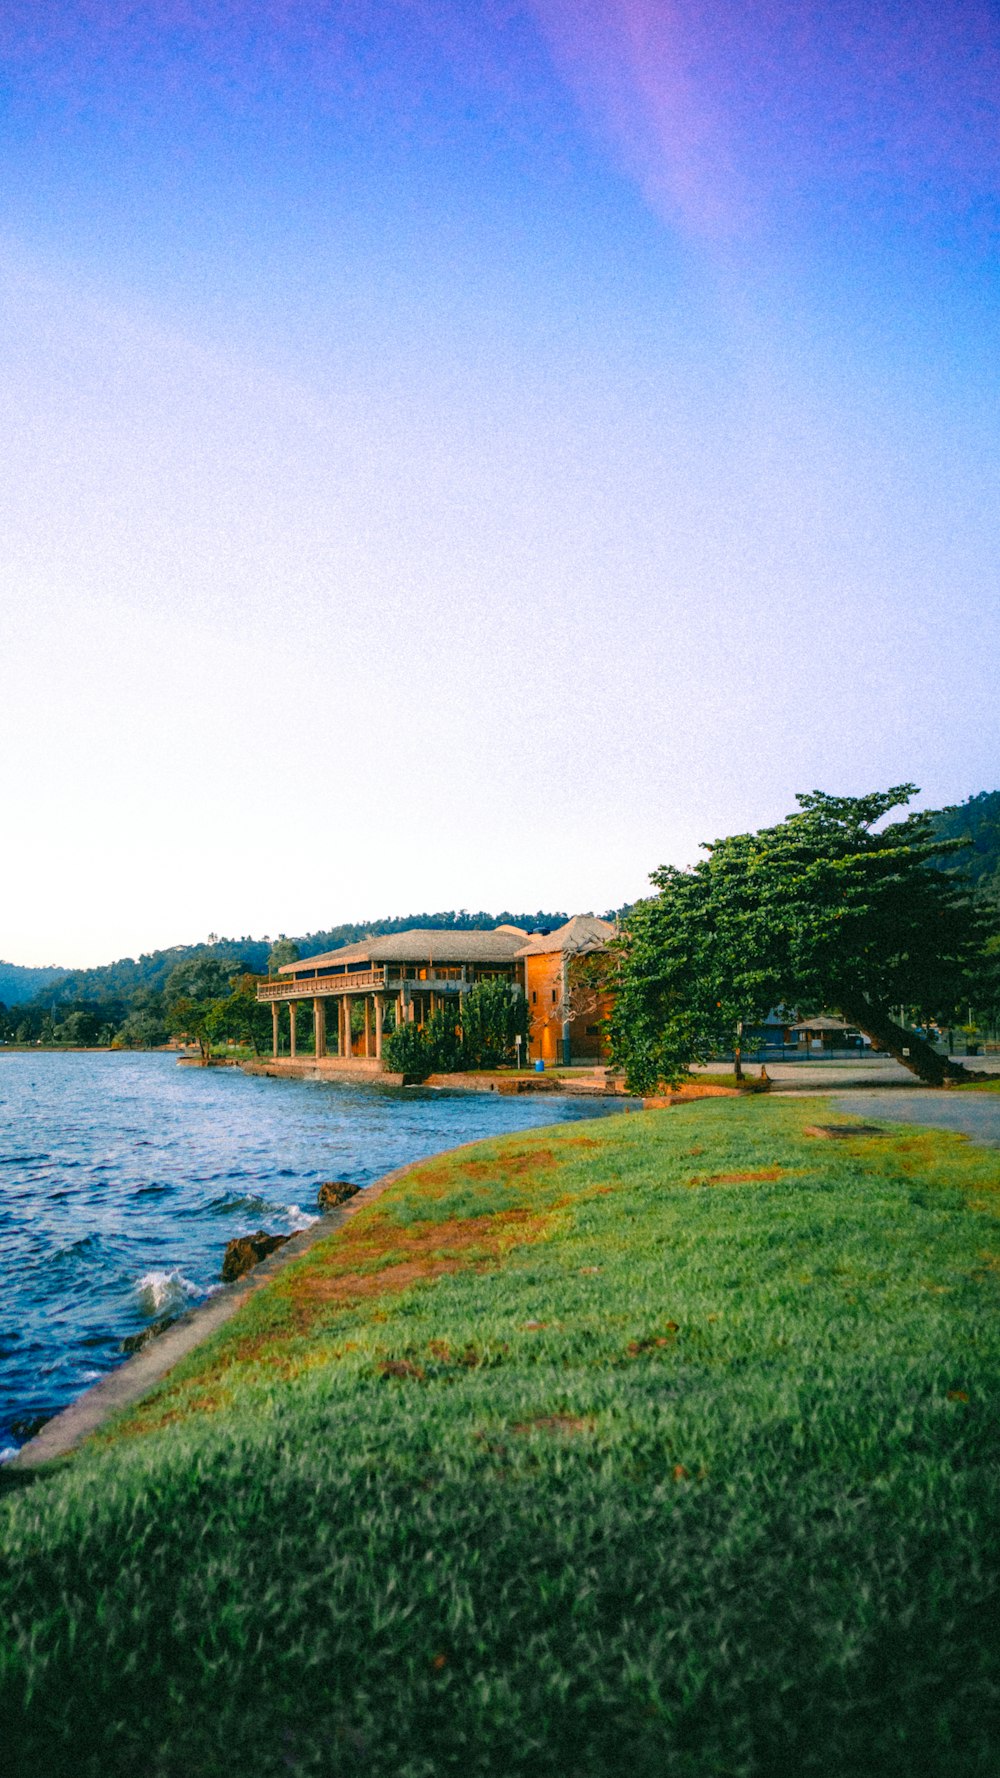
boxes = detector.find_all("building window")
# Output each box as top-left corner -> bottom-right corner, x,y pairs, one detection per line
531,991 -> 537,1004
551,988 -> 557,1003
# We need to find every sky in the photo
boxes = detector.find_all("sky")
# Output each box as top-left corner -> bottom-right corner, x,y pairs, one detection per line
1,2 -> 998,966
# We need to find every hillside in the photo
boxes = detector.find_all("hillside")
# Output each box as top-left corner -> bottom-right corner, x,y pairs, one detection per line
0,962 -> 67,1005
930,789 -> 1000,904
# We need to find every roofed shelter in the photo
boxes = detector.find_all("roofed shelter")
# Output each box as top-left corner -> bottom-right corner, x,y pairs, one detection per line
256,926 -> 529,1068
790,1014 -> 863,1052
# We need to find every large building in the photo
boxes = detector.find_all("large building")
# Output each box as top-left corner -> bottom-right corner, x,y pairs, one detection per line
516,916 -> 615,1065
257,925 -> 530,1066
256,917 -> 617,1069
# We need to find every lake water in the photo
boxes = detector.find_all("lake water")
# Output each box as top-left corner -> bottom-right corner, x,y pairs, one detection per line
0,1052 -> 633,1459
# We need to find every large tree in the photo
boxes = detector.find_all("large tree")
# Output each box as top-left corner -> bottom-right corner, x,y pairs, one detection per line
611,786 -> 985,1091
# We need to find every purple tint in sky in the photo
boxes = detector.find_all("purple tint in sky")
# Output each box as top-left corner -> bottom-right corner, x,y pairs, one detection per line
0,3 -> 998,963
531,1 -> 1000,232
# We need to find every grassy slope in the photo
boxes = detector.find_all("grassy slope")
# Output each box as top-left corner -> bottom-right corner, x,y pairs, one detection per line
2,1100 -> 999,1778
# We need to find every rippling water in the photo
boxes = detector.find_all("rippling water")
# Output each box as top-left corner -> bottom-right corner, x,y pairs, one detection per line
0,1051 -> 631,1456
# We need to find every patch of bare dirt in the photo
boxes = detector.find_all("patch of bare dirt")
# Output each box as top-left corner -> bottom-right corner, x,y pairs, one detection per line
803,1124 -> 887,1140
402,1147 -> 562,1199
688,1168 -> 784,1187
511,1414 -> 595,1436
283,1207 -> 552,1328
625,1326 -> 679,1356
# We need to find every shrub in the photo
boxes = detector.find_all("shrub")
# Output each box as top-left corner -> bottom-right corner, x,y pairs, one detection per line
460,978 -> 529,1069
382,1021 -> 434,1080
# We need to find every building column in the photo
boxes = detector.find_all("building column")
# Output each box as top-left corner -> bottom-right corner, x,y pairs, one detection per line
271,1001 -> 279,1059
289,1002 -> 298,1060
343,995 -> 352,1058
374,994 -> 384,1060
364,996 -> 372,1058
313,998 -> 326,1059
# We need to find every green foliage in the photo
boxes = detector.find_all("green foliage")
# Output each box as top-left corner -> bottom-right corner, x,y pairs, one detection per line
383,981 -> 529,1078
612,786 -> 986,1091
21,939 -> 270,1013
202,978 -> 272,1055
3,1104 -> 1000,1776
52,1008 -> 103,1046
930,789 -> 1000,903
382,1019 -> 434,1079
459,976 -> 529,1069
0,961 -> 66,1004
163,955 -> 239,1007
111,1009 -> 168,1049
266,936 -> 300,974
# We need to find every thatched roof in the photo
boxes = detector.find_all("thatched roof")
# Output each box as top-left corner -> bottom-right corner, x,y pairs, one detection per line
791,1015 -> 854,1032
515,915 -> 614,959
280,927 -> 529,976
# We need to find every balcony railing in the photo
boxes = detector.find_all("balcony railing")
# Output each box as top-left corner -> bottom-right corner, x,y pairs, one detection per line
256,967 -> 512,1003
257,969 -> 388,1002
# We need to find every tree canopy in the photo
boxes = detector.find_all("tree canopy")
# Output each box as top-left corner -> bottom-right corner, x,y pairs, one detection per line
610,786 -> 986,1091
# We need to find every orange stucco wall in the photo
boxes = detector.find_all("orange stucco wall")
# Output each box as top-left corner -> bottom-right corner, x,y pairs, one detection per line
524,952 -> 611,1063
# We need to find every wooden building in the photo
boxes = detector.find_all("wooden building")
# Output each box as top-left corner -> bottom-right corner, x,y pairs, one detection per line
256,926 -> 529,1067
516,916 -> 615,1065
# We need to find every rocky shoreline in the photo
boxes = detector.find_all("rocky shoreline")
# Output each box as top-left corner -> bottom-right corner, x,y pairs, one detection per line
5,1170 -> 401,1474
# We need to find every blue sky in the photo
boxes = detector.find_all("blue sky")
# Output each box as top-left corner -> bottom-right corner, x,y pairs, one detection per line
2,3 -> 998,964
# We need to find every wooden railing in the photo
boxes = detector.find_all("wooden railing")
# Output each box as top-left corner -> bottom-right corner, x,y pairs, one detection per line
257,969 -> 387,1002
257,967 -> 514,1004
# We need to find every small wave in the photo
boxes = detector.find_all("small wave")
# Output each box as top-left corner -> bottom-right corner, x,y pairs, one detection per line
205,1193 -> 280,1217
285,1204 -> 320,1232
134,1269 -> 202,1314
49,1234 -> 103,1263
0,1445 -> 21,1465
0,1153 -> 51,1166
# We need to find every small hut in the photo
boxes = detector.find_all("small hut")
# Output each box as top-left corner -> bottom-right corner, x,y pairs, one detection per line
790,1014 -> 863,1052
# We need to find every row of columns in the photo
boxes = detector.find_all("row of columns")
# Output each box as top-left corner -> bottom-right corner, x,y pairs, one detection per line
269,984 -> 470,1062
271,986 -> 461,1062
270,991 -> 389,1061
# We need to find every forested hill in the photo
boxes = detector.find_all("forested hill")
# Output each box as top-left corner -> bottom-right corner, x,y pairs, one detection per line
20,940 -> 271,1010
0,963 -> 68,1005
929,790 -> 1000,904
5,911 -> 570,1011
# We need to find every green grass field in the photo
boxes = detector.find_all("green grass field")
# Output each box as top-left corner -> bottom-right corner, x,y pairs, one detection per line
3,1099 -> 999,1777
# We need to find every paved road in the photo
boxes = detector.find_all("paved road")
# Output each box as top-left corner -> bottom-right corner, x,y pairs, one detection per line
830,1089 -> 1000,1149
692,1055 -> 999,1091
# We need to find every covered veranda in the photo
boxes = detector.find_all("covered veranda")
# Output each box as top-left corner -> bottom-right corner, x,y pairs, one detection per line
256,927 -> 529,1069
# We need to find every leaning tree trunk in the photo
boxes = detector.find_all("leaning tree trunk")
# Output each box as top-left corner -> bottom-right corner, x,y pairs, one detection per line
841,1004 -> 969,1086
